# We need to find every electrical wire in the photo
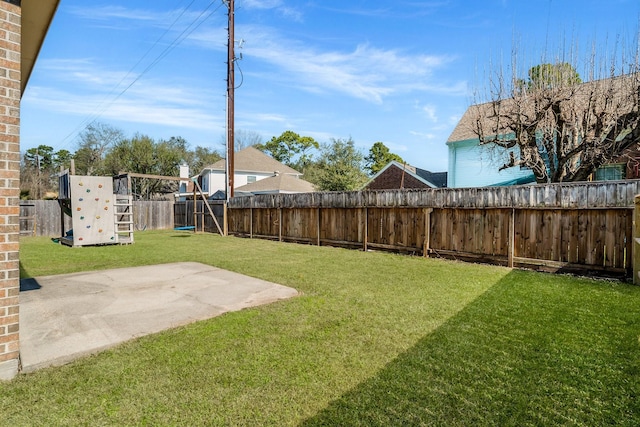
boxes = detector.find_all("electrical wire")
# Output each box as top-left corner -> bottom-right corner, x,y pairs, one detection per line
234,56 -> 244,90
56,0 -> 226,150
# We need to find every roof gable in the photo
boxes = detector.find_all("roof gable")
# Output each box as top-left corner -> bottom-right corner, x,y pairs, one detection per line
203,147 -> 302,175
364,161 -> 447,189
235,174 -> 315,194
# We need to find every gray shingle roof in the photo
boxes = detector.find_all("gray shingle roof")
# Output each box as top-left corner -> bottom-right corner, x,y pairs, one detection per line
364,160 -> 447,189
447,74 -> 638,144
415,168 -> 448,188
203,146 -> 302,176
235,174 -> 315,194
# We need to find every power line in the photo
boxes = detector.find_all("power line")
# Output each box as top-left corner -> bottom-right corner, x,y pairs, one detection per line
56,0 -> 225,150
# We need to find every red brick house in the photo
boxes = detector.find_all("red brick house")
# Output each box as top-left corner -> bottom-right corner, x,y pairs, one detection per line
363,160 -> 447,190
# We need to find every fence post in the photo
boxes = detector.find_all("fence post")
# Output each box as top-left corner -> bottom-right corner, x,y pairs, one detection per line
508,208 -> 515,268
423,208 -> 433,257
250,206 -> 253,238
363,207 -> 368,252
634,195 -> 640,284
317,207 -> 321,246
278,207 -> 282,242
193,187 -> 197,233
223,202 -> 228,236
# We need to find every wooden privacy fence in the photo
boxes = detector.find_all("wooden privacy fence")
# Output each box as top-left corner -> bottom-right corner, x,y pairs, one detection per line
226,180 -> 640,278
20,200 -> 175,237
174,200 -> 225,233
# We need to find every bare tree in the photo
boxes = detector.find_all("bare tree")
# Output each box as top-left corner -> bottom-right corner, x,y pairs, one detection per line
74,122 -> 125,176
473,43 -> 640,183
218,129 -> 263,152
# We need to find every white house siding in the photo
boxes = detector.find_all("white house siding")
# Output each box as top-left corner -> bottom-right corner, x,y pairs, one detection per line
202,170 -> 277,194
447,139 -> 534,188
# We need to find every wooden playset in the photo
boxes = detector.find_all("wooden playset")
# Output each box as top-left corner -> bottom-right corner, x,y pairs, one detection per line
57,171 -> 134,247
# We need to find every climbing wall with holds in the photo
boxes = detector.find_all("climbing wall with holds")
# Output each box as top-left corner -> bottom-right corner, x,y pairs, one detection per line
69,176 -> 117,246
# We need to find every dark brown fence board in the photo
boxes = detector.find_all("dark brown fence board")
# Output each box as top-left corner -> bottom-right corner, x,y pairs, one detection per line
293,208 -> 318,241
225,182 -> 638,277
227,208 -> 250,235
319,208 -> 361,244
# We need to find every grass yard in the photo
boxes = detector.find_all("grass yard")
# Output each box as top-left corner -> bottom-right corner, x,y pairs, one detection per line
3,230 -> 640,425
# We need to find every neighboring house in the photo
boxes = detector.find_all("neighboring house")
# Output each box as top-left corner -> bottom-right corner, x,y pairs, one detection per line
447,76 -> 640,188
597,145 -> 640,181
200,146 -> 305,196
364,161 -> 447,190
234,172 -> 315,196
447,107 -> 536,188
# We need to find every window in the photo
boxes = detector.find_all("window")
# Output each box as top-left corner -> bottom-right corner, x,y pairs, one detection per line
594,164 -> 625,181
247,176 -> 257,184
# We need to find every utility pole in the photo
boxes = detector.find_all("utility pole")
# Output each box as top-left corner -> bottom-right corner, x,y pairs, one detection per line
226,0 -> 235,200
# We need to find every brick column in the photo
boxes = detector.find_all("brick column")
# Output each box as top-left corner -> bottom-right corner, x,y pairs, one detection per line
0,0 -> 20,381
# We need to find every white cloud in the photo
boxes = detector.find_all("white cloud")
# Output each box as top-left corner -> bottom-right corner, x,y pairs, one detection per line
385,142 -> 409,152
410,130 -> 437,140
68,5 -> 220,32
222,25 -> 461,104
422,105 -> 438,122
25,59 -> 223,132
240,0 -> 303,21
253,113 -> 288,123
241,0 -> 283,10
70,5 -> 177,26
71,5 -> 159,21
26,85 -> 222,131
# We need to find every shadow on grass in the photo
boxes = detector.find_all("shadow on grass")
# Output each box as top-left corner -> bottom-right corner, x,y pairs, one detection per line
19,260 -> 28,278
301,271 -> 640,426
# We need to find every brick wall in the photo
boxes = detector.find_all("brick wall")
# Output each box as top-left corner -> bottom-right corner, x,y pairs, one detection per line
365,164 -> 430,190
0,0 -> 20,381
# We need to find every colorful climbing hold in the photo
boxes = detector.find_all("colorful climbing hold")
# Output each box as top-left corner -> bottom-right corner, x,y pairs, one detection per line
98,184 -> 103,188
86,189 -> 91,193
77,207 -> 81,211
104,206 -> 109,210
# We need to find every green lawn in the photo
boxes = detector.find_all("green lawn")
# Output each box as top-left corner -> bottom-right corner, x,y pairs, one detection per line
3,230 -> 640,426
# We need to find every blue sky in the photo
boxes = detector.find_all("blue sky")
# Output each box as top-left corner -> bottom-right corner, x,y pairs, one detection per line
21,0 -> 640,172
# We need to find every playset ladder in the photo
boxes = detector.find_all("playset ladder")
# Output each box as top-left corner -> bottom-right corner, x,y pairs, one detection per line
114,195 -> 134,244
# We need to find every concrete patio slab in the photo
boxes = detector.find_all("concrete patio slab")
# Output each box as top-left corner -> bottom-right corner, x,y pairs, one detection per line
19,262 -> 298,373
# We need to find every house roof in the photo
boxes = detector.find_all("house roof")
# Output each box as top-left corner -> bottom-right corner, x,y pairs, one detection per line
447,104 -> 486,143
489,174 -> 537,187
415,168 -> 448,188
235,173 -> 315,194
364,161 -> 447,189
203,146 -> 302,176
22,1 -> 61,96
447,73 -> 638,144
